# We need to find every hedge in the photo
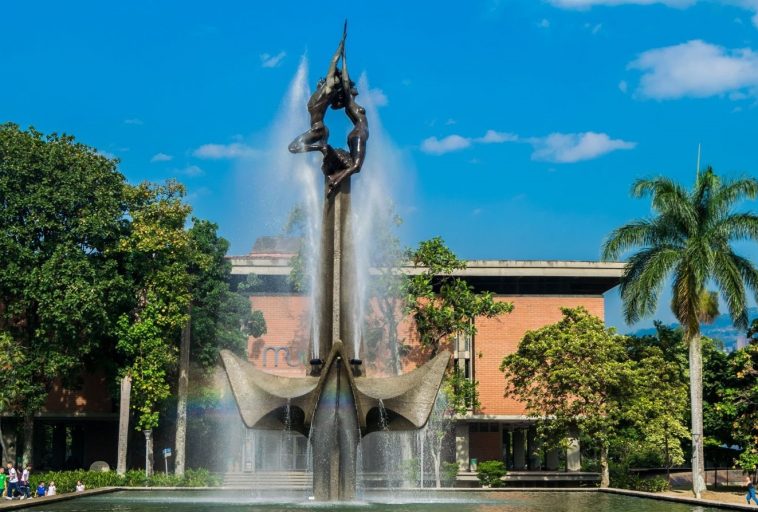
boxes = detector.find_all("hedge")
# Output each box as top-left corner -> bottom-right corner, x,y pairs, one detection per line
29,468 -> 219,494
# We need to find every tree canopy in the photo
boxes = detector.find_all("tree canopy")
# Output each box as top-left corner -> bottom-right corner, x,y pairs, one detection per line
0,123 -> 129,421
501,307 -> 689,487
601,167 -> 758,497
406,236 -> 513,356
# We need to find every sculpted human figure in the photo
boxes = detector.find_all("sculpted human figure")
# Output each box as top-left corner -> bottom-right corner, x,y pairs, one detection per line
288,33 -> 346,155
326,47 -> 369,194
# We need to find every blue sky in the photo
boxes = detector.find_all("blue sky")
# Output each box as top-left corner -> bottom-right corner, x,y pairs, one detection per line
3,0 -> 758,331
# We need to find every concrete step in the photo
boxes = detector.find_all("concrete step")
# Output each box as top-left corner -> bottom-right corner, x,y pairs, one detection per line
222,471 -> 312,489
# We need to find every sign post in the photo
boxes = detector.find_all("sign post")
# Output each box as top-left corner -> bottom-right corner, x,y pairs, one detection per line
163,448 -> 172,475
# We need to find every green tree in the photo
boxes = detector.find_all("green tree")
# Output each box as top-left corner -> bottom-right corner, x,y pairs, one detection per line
186,221 -> 266,369
0,331 -> 35,461
406,237 -> 513,356
0,124 -> 129,464
501,307 -> 637,487
115,180 -> 194,473
624,334 -> 690,479
601,167 -> 758,497
406,237 -> 513,487
718,320 -> 758,473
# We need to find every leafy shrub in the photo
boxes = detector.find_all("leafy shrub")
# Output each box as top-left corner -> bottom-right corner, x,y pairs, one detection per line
476,460 -> 506,488
441,461 -> 459,487
610,471 -> 669,492
28,468 -> 219,494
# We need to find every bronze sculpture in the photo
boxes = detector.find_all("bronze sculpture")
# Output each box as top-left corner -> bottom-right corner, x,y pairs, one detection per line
288,24 -> 369,195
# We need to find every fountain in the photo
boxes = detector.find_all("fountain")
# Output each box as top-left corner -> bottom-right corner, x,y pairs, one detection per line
219,25 -> 449,501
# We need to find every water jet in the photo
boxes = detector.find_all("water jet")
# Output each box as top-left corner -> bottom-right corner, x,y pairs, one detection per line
220,25 -> 449,501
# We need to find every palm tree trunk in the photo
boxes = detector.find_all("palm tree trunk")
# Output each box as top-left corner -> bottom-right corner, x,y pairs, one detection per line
688,333 -> 707,498
174,313 -> 191,476
600,442 -> 610,488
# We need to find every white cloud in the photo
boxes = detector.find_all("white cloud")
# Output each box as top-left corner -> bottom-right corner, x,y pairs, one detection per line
421,129 -> 633,162
538,18 -> 551,28
260,51 -> 286,68
628,39 -> 758,99
179,165 -> 204,177
193,142 -> 259,159
445,118 -> 457,125
365,88 -> 388,107
529,132 -> 636,163
584,22 -> 603,33
421,129 -> 518,155
420,135 -> 472,155
618,80 -> 629,93
124,118 -> 143,125
549,0 -> 758,27
150,152 -> 173,163
730,0 -> 758,26
548,0 -> 693,8
476,130 -> 518,143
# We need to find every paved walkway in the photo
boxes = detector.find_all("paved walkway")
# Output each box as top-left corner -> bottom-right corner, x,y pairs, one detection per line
604,488 -> 758,511
0,487 -> 116,510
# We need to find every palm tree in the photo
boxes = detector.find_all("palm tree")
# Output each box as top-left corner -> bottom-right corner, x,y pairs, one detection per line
602,167 -> 758,498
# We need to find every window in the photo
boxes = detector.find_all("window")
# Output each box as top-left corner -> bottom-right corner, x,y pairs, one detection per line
453,331 -> 473,379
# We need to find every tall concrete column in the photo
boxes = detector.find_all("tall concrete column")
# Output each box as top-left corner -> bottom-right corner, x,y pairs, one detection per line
503,430 -> 512,469
566,436 -> 581,472
546,448 -> 560,470
512,429 -> 526,470
117,376 -> 131,475
527,426 -> 541,470
316,178 -> 356,362
455,423 -> 470,471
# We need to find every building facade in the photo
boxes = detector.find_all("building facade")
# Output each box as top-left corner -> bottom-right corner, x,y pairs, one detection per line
229,241 -> 624,474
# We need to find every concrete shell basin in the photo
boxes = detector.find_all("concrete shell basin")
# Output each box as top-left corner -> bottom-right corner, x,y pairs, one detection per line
219,344 -> 450,435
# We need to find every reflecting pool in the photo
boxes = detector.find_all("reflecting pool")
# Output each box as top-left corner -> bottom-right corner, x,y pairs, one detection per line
23,490 -> 727,512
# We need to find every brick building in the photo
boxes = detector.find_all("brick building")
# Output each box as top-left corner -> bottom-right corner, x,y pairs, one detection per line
230,239 -> 624,474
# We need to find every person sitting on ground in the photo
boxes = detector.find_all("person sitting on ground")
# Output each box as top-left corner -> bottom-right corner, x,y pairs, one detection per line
75,480 -> 85,492
746,475 -> 758,506
36,481 -> 45,498
47,481 -> 56,496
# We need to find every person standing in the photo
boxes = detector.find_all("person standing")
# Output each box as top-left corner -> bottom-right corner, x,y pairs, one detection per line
19,464 -> 30,499
0,467 -> 6,498
6,463 -> 17,499
747,475 -> 758,506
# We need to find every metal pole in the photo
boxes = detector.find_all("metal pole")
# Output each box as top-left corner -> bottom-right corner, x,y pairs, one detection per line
165,455 -> 168,475
420,430 -> 424,488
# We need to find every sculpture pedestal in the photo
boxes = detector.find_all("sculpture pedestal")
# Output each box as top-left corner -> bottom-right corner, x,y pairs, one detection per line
317,177 -> 356,361
310,357 -> 359,501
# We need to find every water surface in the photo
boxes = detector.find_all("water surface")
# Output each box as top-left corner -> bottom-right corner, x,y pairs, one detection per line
23,490 -> 726,512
